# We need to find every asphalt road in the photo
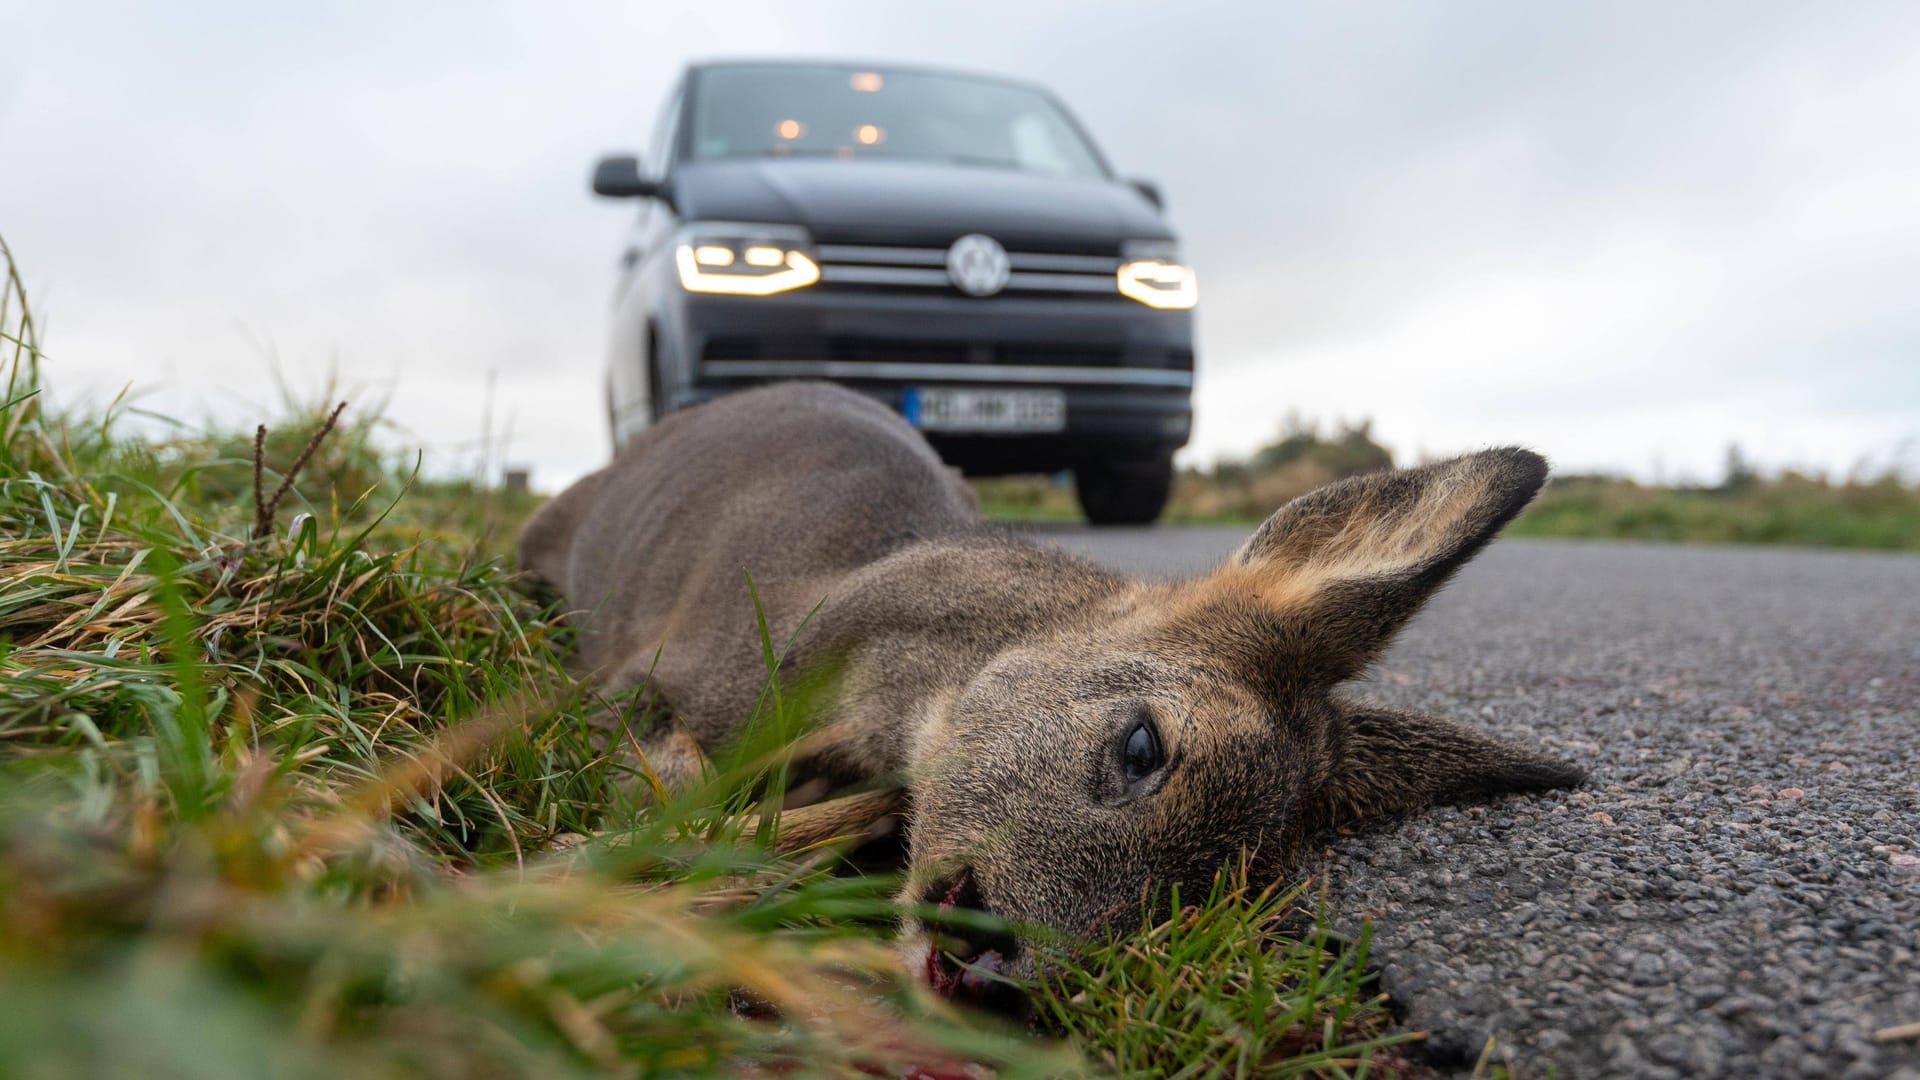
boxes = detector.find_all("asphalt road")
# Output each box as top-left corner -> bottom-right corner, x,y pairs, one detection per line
1024,526 -> 1920,1080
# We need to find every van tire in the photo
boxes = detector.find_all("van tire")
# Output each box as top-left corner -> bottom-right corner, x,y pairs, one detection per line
1074,455 -> 1174,526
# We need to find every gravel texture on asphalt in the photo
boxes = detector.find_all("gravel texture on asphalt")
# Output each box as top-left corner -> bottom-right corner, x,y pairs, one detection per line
1029,528 -> 1920,1080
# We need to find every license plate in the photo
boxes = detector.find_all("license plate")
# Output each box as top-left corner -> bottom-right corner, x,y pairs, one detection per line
904,387 -> 1067,433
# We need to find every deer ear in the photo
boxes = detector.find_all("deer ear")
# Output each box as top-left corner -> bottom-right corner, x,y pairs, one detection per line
1304,704 -> 1583,836
1205,448 -> 1547,684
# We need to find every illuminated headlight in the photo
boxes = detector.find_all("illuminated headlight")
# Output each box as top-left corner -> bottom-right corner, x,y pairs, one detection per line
673,223 -> 820,295
1117,241 -> 1198,310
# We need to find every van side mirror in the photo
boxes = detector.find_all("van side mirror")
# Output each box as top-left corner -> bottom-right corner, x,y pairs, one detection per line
593,154 -> 663,199
1129,178 -> 1164,210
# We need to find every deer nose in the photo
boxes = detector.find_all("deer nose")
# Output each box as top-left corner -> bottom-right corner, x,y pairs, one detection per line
922,869 -> 1009,956
921,873 -> 1019,959
918,868 -> 1026,1014
920,869 -> 978,911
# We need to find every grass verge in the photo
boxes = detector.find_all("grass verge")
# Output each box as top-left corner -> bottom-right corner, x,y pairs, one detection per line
1035,874 -> 1414,1078
1505,472 -> 1920,549
0,236 -> 1413,1077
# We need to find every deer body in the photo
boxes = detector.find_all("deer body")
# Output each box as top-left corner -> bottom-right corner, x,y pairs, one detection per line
518,383 -> 1110,776
520,381 -> 1581,991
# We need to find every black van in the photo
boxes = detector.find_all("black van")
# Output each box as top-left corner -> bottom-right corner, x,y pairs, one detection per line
591,60 -> 1197,524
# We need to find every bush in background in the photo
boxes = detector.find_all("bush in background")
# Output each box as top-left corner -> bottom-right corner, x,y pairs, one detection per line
1175,415 -> 1396,522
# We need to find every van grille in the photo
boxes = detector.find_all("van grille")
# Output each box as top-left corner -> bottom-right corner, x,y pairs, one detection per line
702,338 -> 1192,370
813,243 -> 1124,299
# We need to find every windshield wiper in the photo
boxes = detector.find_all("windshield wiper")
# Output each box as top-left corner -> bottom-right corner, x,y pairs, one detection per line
703,149 -> 1043,174
938,155 -> 1024,170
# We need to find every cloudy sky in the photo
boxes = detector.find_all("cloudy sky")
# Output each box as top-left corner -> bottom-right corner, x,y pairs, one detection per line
3,1 -> 1916,488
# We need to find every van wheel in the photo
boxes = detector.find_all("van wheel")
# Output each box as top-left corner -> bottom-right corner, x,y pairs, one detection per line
647,359 -> 670,424
1074,456 -> 1174,526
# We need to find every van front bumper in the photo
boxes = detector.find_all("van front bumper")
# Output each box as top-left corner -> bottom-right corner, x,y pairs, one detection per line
662,289 -> 1194,474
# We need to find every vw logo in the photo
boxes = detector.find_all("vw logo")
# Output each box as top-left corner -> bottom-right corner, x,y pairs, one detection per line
946,234 -> 1011,297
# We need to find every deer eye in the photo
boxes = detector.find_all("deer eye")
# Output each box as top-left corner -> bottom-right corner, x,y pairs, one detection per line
1122,717 -> 1163,785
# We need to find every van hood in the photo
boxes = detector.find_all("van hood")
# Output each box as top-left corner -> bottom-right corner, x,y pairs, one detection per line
669,158 -> 1173,250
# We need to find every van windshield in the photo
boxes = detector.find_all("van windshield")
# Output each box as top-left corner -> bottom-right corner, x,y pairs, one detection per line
688,64 -> 1109,179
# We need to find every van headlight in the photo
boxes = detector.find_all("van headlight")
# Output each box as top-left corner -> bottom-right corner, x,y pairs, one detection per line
1117,240 -> 1198,310
674,223 -> 821,295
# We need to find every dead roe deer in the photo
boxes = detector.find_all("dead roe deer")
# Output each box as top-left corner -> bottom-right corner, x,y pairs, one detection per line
519,381 -> 1581,1000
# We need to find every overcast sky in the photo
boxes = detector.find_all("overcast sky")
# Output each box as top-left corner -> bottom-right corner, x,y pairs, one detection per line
3,1 -> 1916,488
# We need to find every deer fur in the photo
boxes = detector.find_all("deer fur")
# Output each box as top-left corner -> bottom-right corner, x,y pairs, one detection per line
519,381 -> 1582,991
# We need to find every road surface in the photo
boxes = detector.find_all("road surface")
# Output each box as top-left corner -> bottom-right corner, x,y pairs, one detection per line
1023,526 -> 1920,1080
